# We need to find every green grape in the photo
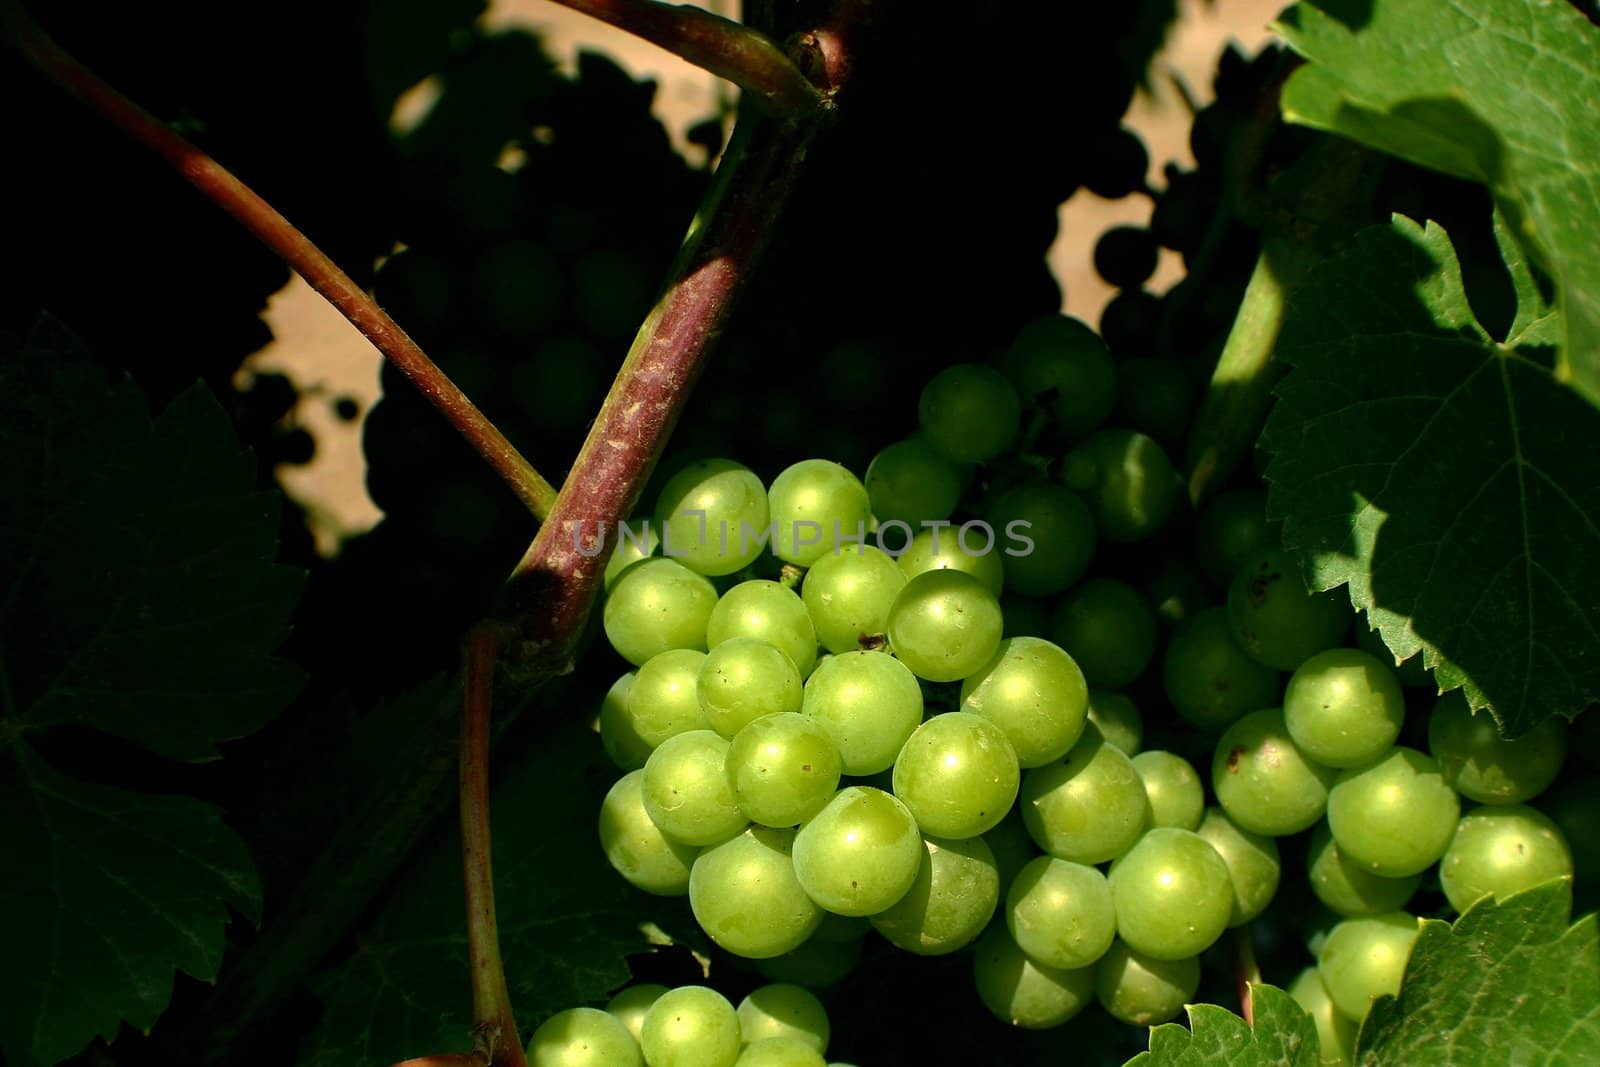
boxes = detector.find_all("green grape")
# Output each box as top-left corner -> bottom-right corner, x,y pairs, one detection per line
972,923 -> 1096,1029
737,983 -> 829,1051
811,911 -> 871,943
708,580 -> 819,677
996,314 -> 1116,437
641,730 -> 748,847
792,787 -> 922,916
1086,690 -> 1142,756
1108,828 -> 1233,960
1095,940 -> 1200,1026
1194,488 -> 1276,588
735,1037 -> 827,1067
871,834 -> 1000,955
1440,805 -> 1573,913
754,936 -> 862,988
656,458 -> 770,576
1020,723 -> 1149,865
1195,806 -> 1281,926
801,651 -> 923,775
1132,751 -> 1205,831
1428,690 -> 1568,804
1306,824 -> 1420,917
472,239 -> 563,333
1212,708 -> 1338,836
690,826 -> 822,958
604,519 -> 661,592
1000,594 -> 1054,638
1288,967 -> 1356,1066
698,639 -> 804,740
865,437 -> 964,526
1327,747 -> 1460,877
918,363 -> 1021,463
1115,358 -> 1194,444
1143,557 -> 1210,627
599,671 -> 648,771
1284,649 -> 1405,768
895,528 -> 1006,595
959,637 -> 1090,768
1353,620 -> 1432,689
607,984 -> 670,1044
640,986 -> 742,1067
604,558 -> 719,666
767,460 -> 873,567
1544,778 -> 1600,886
1225,548 -> 1349,671
726,713 -> 842,827
1049,578 -> 1157,688
528,1006 -> 642,1067
1065,428 -> 1178,542
1163,607 -> 1280,730
598,770 -> 697,895
982,482 -> 1098,596
985,807 -> 1040,894
893,712 -> 1020,838
1317,912 -> 1419,1023
1005,856 -> 1116,969
801,546 -> 905,654
626,649 -> 709,749
886,570 -> 1004,682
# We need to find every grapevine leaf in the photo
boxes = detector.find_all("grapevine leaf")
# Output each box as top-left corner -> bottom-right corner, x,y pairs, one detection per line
1261,217 -> 1600,736
1357,879 -> 1599,1065
1275,0 -> 1600,408
1124,984 -> 1323,1066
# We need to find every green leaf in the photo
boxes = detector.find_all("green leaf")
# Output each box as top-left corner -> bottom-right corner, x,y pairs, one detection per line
1261,216 -> 1600,736
1357,879 -> 1599,1064
1125,984 -> 1323,1066
0,317 -> 304,1065
1274,0 -> 1600,407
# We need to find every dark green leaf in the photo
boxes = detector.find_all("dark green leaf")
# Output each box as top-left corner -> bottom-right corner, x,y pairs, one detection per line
1125,984 -> 1323,1066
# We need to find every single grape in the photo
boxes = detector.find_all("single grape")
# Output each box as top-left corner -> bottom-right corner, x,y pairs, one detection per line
604,558 -> 718,666
1306,824 -> 1420,917
811,911 -> 872,943
1213,708 -> 1338,836
1020,723 -> 1149,865
1000,594 -> 1053,639
767,460 -> 873,567
1049,578 -> 1157,688
735,1037 -> 827,1067
1083,126 -> 1149,199
893,713 -> 1020,838
870,834 -> 1000,955
726,713 -> 842,827
1327,747 -> 1459,878
641,730 -> 748,847
1428,691 -> 1568,804
1115,358 -> 1194,445
1225,548 -> 1349,671
599,770 -> 697,895
1544,777 -> 1600,886
1094,226 -> 1159,289
972,923 -> 1096,1029
708,580 -> 819,677
864,437 -> 964,526
1005,856 -> 1116,969
1108,828 -> 1233,960
1440,805 -> 1573,913
1353,619 -> 1432,689
1287,967 -> 1357,1066
1143,557 -> 1210,627
1132,751 -> 1205,831
1065,428 -> 1178,542
918,363 -> 1021,464
981,482 -> 1097,596
1163,607 -> 1281,731
640,986 -> 742,1067
801,546 -> 905,654
1317,912 -> 1419,1023
997,314 -> 1116,437
698,639 -> 804,740
792,787 -> 923,916
985,807 -> 1040,895
1086,690 -> 1143,755
691,826 -> 822,958
959,637 -> 1090,768
896,527 -> 1005,594
1284,648 -> 1406,768
754,937 -> 863,989
604,518 -> 661,592
599,671 -> 649,771
607,984 -> 670,1044
885,570 -> 1004,683
1194,488 -> 1275,588
656,458 -> 770,576
1195,806 -> 1281,926
528,1006 -> 642,1067
801,650 -> 923,776
625,649 -> 709,749
1095,940 -> 1200,1026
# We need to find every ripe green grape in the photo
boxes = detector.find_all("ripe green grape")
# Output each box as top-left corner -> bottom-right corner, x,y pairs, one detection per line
1288,967 -> 1356,1066
959,637 -> 1090,768
655,458 -> 770,576
735,1037 -> 827,1067
1108,828 -> 1233,960
1428,690 -> 1568,804
985,807 -> 1040,894
598,770 -> 697,895
607,984 -> 669,1044
1132,751 -> 1205,831
1284,648 -> 1405,768
1212,708 -> 1338,836
698,639 -> 804,740
1194,488 -> 1275,588
1440,805 -> 1573,913
1306,824 -> 1420,917
996,314 -> 1116,437
599,671 -> 648,771
1005,856 -> 1116,969
626,648 -> 709,749
767,460 -> 873,567
1143,558 -> 1210,628
971,923 -> 1096,1029
690,826 -> 822,958
641,730 -> 748,846
1544,778 -> 1600,886
918,363 -> 1021,463
1065,428 -> 1178,542
640,986 -> 742,1067
886,570 -> 1004,683
811,911 -> 871,943
1000,594 -> 1053,639
1020,723 -> 1149,864
753,936 -> 863,989
604,518 -> 660,592
1327,747 -> 1459,878
982,482 -> 1098,596
870,834 -> 999,955
1086,690 -> 1143,755
1225,548 -> 1349,671
801,651 -> 923,775
708,580 -> 819,677
893,712 -> 1020,838
528,1006 -> 642,1067
604,558 -> 719,666
801,546 -> 905,654
1049,578 -> 1157,688
1195,806 -> 1281,926
1317,912 -> 1419,1023
737,984 -> 829,1051
864,437 -> 964,526
1095,940 -> 1200,1026
1163,607 -> 1280,730
792,786 -> 922,916
726,712 -> 842,827
895,527 -> 1005,594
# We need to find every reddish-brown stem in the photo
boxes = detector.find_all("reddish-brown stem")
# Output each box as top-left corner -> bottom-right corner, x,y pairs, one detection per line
1235,925 -> 1261,1027
0,1 -> 558,521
